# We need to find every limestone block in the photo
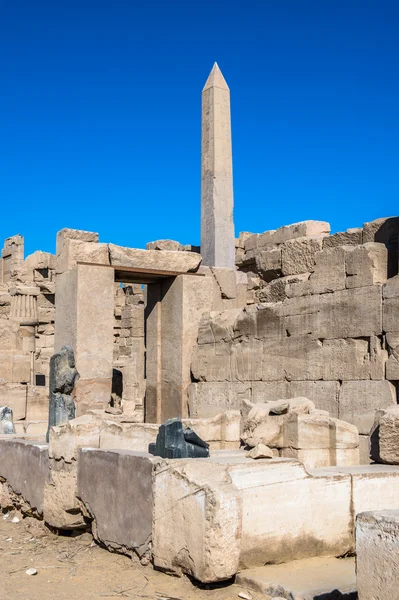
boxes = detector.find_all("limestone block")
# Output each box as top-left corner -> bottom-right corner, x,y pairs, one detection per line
282,414 -> 358,449
11,354 -> 30,383
0,439 -> 48,515
347,464 -> 399,517
262,336 -> 323,381
255,248 -> 282,281
281,447 -> 360,468
48,415 -> 101,463
339,380 -> 396,430
281,285 -> 382,339
252,381 -> 340,417
370,407 -> 399,465
78,449 -> 159,558
57,228 -> 99,248
191,341 -> 233,382
322,338 -> 370,380
259,274 -> 309,303
383,275 -> 399,333
244,234 -> 259,251
323,228 -> 362,248
153,458 -> 242,582
309,246 -> 346,294
356,510 -> 399,600
183,411 -> 240,448
281,237 -> 324,276
258,221 -> 330,247
188,381 -> 252,418
99,421 -> 158,452
109,243 -> 201,272
362,216 -> 399,244
211,267 -> 237,299
345,243 -> 387,288
25,421 -> 47,436
25,251 -> 55,271
56,238 -> 110,274
146,239 -> 184,251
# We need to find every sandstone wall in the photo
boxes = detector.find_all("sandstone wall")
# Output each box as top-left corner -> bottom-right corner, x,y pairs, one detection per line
190,218 -> 399,458
0,235 -> 55,425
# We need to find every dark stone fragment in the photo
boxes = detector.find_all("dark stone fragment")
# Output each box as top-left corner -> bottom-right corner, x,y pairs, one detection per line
149,418 -> 209,459
46,345 -> 79,442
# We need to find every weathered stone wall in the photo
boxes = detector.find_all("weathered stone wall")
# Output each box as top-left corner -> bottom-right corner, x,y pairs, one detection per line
190,218 -> 399,459
0,235 -> 55,426
113,282 -> 145,419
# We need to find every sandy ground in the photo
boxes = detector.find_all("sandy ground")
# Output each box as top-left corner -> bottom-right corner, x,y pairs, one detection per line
0,511 -> 246,600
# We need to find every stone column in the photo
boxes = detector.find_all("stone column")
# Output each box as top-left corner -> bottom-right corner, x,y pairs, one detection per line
55,263 -> 114,415
201,63 -> 235,268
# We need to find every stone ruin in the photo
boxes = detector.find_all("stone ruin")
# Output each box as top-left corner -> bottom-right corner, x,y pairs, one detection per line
1,62 -> 399,597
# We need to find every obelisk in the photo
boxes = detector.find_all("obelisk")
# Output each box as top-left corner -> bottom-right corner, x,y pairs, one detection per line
201,63 -> 235,268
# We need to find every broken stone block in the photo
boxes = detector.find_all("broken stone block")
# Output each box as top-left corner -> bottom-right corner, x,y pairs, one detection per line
255,247 -> 282,281
259,274 -> 309,303
281,237 -> 324,276
370,407 -> 399,465
25,251 -> 55,271
246,444 -> 274,459
362,216 -> 399,278
148,418 -> 210,458
356,510 -> 399,600
282,413 -> 358,450
258,221 -> 330,247
0,439 -> 49,516
339,381 -> 396,431
345,243 -> 387,288
152,456 -> 352,581
56,228 -> 99,248
78,449 -> 159,559
323,228 -> 363,248
211,267 -> 237,299
109,243 -> 202,272
145,239 -> 184,251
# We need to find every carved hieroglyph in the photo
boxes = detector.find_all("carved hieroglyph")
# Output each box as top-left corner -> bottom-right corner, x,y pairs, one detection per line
201,63 -> 235,268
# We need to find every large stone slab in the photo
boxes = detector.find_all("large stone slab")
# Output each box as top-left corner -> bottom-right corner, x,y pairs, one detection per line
345,242 -> 387,288
77,449 -> 159,558
0,439 -> 48,515
109,243 -> 202,272
152,456 -> 353,582
356,510 -> 399,600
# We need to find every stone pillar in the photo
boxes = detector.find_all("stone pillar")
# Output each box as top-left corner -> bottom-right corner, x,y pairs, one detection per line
201,63 -> 235,268
55,263 -> 114,415
145,275 -> 213,422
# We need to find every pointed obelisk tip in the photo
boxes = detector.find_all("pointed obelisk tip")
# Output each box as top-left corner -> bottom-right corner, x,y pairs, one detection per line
202,62 -> 229,91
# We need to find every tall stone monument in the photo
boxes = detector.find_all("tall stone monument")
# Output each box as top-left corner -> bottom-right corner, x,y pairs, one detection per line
201,63 -> 235,268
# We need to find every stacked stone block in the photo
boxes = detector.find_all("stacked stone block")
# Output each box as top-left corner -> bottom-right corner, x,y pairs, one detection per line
191,218 -> 399,462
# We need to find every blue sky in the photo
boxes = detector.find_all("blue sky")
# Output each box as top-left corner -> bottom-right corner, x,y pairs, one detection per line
1,0 -> 398,256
